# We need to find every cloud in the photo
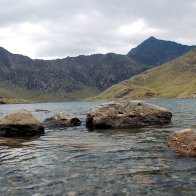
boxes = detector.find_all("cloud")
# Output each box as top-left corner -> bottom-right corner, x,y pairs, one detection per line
0,0 -> 195,59
118,19 -> 163,36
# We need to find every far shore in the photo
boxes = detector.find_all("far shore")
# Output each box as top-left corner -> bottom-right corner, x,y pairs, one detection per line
0,96 -> 196,105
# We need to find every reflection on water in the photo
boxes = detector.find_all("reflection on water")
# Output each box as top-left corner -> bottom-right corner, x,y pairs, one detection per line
0,99 -> 196,195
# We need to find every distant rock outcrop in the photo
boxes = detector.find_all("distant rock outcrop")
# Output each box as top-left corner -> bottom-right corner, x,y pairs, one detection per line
166,129 -> 196,156
0,97 -> 31,104
44,113 -> 81,128
112,88 -> 133,98
86,101 -> 172,129
0,109 -> 44,136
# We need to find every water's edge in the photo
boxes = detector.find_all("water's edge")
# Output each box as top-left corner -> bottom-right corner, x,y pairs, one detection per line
0,99 -> 195,195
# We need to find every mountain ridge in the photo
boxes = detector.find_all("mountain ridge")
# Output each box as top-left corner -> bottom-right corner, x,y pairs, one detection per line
0,37 -> 195,101
0,48 -> 146,101
94,48 -> 196,100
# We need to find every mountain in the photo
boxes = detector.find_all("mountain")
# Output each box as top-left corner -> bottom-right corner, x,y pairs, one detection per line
94,49 -> 196,99
0,37 -> 194,102
128,36 -> 195,67
0,47 -> 146,101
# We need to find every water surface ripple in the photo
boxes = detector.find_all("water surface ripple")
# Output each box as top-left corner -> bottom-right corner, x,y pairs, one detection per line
0,99 -> 196,195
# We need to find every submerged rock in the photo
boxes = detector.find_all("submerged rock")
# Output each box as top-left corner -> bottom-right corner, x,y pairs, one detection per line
166,129 -> 196,156
44,113 -> 81,128
35,109 -> 50,113
86,101 -> 172,129
0,136 -> 23,147
0,109 -> 44,136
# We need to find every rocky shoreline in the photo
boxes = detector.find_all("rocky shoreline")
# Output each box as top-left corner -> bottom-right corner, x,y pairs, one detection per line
0,100 -> 195,156
1,100 -> 172,135
0,97 -> 32,104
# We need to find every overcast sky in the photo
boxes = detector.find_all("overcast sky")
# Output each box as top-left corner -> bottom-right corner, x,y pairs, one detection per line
0,0 -> 196,59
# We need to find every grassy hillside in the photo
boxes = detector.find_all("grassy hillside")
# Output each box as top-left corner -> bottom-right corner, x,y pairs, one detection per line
93,49 -> 196,100
0,82 -> 100,102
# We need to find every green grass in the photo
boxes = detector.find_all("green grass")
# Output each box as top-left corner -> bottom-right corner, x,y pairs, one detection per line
92,49 -> 196,100
0,82 -> 100,102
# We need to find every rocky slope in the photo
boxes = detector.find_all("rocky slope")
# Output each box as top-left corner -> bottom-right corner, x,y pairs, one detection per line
0,47 -> 147,101
0,37 -> 194,101
95,49 -> 196,99
128,36 -> 195,67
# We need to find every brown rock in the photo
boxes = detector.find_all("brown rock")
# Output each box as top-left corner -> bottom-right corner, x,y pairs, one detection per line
44,113 -> 81,128
166,129 -> 196,156
0,109 -> 44,136
86,101 -> 172,129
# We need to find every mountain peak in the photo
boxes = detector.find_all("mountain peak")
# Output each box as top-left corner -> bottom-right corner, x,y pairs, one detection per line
0,47 -> 12,57
147,36 -> 156,41
128,37 -> 194,66
0,46 -> 9,53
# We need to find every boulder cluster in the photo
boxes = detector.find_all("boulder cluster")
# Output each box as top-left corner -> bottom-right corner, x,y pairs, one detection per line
0,100 -> 195,156
0,101 -> 172,137
0,110 -> 81,137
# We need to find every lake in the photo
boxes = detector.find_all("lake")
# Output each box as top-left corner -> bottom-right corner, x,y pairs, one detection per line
0,99 -> 196,195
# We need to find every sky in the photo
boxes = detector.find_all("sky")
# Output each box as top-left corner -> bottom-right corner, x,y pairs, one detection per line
0,0 -> 196,59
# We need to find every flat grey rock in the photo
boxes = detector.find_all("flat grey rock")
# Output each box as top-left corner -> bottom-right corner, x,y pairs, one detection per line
86,101 -> 172,129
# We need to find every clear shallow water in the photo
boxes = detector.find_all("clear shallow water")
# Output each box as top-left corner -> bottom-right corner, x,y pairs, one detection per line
0,99 -> 195,196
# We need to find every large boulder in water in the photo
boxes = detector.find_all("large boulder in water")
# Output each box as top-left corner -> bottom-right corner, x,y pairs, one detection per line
44,113 -> 81,128
166,129 -> 196,156
0,109 -> 44,136
86,101 -> 172,129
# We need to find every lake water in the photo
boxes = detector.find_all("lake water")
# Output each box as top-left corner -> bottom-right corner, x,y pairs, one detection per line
0,99 -> 196,196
